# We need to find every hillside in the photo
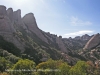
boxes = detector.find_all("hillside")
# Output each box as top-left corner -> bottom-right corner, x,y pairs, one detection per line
0,5 -> 100,67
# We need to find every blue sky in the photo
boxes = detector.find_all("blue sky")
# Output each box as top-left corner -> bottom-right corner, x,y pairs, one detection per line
0,0 -> 100,38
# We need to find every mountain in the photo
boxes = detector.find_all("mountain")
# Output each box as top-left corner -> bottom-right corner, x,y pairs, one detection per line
84,33 -> 100,50
63,34 -> 91,51
0,5 -> 74,64
79,33 -> 100,62
0,5 -> 100,65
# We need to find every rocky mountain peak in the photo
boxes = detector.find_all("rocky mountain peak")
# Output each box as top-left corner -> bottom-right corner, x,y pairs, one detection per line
74,36 -> 81,40
74,34 -> 90,41
81,34 -> 90,40
22,13 -> 37,27
13,9 -> 21,22
22,13 -> 39,32
7,8 -> 13,14
59,36 -> 62,39
0,6 -> 14,33
84,33 -> 100,50
0,5 -> 7,19
7,8 -> 13,22
22,13 -> 48,43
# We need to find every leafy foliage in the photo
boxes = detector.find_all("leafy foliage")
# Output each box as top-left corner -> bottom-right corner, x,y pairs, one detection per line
36,59 -> 71,75
0,58 -> 100,75
0,49 -> 21,63
58,62 -> 71,75
0,57 -> 11,72
69,61 -> 89,75
12,59 -> 35,75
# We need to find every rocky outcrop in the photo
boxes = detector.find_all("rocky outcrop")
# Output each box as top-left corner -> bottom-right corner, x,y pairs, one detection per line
13,9 -> 21,22
56,37 -> 67,53
7,8 -> 13,22
0,5 -> 49,52
84,33 -> 100,50
74,36 -> 81,40
0,5 -> 14,33
0,5 -> 7,19
74,34 -> 91,41
0,5 -> 25,52
22,13 -> 48,44
81,34 -> 91,41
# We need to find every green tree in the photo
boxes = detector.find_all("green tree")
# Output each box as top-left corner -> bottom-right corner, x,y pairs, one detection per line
36,59 -> 62,75
58,62 -> 71,75
0,57 -> 11,72
69,61 -> 89,75
12,59 -> 35,75
36,59 -> 72,75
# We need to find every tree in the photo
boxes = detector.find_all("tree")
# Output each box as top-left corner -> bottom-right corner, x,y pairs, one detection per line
58,62 -> 71,75
69,61 -> 89,75
36,59 -> 62,75
0,57 -> 11,72
12,59 -> 35,75
36,59 -> 72,75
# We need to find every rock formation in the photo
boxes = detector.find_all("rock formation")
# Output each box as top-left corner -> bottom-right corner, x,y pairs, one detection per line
1,5 -> 100,64
22,13 -> 48,44
0,5 -> 24,52
56,36 -> 67,53
0,5 -> 14,33
7,8 -> 13,22
13,9 -> 21,22
0,5 -> 7,18
81,34 -> 91,41
84,33 -> 100,49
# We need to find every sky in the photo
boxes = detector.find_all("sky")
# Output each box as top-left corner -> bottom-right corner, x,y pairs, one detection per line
0,0 -> 100,38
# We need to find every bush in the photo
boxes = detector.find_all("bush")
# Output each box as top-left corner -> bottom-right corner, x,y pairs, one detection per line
0,57 -> 11,72
12,59 -> 35,75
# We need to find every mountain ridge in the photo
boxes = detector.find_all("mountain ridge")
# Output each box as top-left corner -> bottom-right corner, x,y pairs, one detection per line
0,5 -> 100,65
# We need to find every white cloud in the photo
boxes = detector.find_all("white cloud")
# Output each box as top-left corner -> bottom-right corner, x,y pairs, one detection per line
64,30 -> 94,38
70,16 -> 92,26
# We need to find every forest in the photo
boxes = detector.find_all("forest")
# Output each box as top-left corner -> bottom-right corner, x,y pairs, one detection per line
0,56 -> 100,75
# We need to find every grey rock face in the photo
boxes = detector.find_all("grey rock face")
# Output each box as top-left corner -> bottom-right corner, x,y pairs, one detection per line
22,13 -> 36,25
56,37 -> 67,53
0,15 -> 14,32
74,36 -> 81,40
81,34 -> 90,41
0,6 -> 15,33
7,8 -> 13,22
13,9 -> 21,22
22,13 -> 48,44
0,5 -> 7,18
74,34 -> 90,41
0,5 -> 25,52
84,33 -> 100,50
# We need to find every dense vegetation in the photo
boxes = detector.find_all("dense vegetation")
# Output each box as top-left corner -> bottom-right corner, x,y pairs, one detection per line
0,56 -> 100,75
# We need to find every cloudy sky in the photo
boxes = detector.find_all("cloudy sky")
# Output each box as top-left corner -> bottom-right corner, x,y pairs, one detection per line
0,0 -> 100,38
